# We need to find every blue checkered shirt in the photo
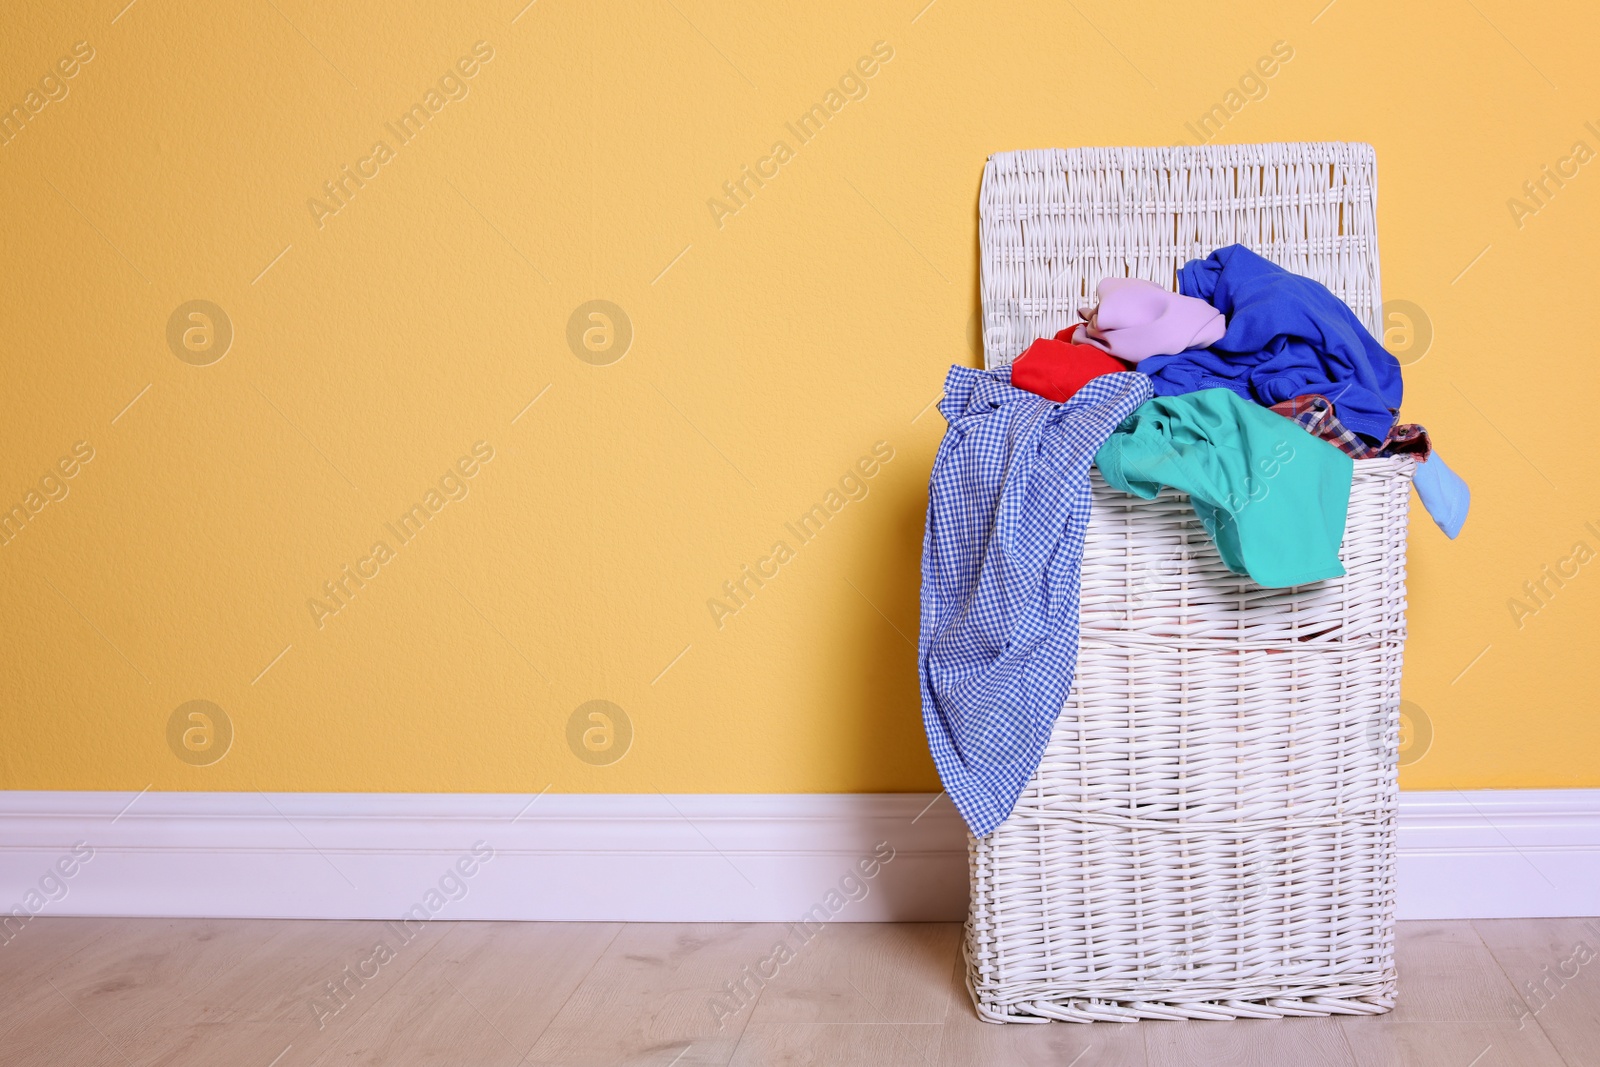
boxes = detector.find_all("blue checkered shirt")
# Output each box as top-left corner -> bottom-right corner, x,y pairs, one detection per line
919,366 -> 1153,836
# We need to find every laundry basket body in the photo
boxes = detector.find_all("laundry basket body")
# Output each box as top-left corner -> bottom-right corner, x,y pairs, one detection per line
966,143 -> 1409,1023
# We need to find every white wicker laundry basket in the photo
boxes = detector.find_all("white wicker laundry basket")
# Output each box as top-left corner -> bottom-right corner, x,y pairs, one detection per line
965,143 -> 1413,1023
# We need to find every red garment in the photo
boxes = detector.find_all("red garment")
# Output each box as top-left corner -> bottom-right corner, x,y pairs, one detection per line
1009,332 -> 1130,403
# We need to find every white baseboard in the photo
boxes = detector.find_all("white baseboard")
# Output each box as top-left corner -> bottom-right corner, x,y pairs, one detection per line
1394,790 -> 1600,919
0,790 -> 1595,923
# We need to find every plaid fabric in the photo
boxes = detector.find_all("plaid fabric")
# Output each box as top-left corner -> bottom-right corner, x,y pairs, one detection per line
1269,394 -> 1431,460
919,366 -> 1152,836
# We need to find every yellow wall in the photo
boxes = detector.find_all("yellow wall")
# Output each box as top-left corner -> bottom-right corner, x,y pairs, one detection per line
1,0 -> 1595,793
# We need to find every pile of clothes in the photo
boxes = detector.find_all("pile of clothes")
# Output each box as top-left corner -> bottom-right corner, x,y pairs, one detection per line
919,245 -> 1468,836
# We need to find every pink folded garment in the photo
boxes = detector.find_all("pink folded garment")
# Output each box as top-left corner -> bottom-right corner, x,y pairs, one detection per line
1072,277 -> 1227,363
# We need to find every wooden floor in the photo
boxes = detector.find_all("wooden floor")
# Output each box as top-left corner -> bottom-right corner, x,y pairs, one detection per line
2,917 -> 1597,1066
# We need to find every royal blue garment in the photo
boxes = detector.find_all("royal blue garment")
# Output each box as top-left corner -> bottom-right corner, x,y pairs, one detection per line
1139,245 -> 1405,444
918,365 -> 1153,837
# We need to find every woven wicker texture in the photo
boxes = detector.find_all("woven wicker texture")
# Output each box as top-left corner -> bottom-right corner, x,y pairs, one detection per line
966,143 -> 1409,1023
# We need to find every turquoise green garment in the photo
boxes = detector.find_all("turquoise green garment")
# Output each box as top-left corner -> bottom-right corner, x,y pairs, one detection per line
1094,388 -> 1354,588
